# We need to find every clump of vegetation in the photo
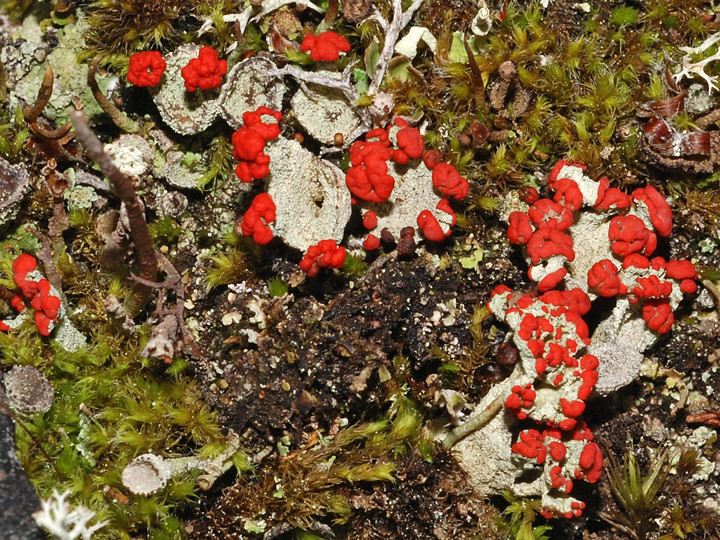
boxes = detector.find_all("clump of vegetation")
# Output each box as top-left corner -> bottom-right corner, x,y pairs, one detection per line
267,277 -> 288,297
599,444 -> 671,540
0,239 -> 234,538
3,0 -> 720,537
0,107 -> 30,162
199,398 -> 427,535
498,491 -> 553,540
148,215 -> 182,245
204,246 -> 255,291
82,0 -> 202,57
196,133 -> 235,191
440,303 -> 497,395
4,328 -> 233,538
341,253 -> 367,278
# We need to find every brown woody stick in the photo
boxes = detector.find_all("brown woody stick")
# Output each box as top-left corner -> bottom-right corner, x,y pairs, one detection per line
70,109 -> 157,317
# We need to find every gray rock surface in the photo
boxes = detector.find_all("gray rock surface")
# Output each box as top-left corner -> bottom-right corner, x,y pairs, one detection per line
0,384 -> 43,540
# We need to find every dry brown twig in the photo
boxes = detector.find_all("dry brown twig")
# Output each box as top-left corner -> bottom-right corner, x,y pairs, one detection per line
686,409 -> 720,427
70,109 -> 157,318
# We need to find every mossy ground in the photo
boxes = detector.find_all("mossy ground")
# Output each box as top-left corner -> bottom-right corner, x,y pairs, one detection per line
2,0 -> 720,539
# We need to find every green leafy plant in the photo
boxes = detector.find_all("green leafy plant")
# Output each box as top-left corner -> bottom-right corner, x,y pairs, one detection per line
341,253 -> 367,278
498,491 -> 552,540
0,106 -> 30,161
610,5 -> 640,27
599,444 -> 671,540
7,331 -> 232,539
204,400 -> 427,533
267,277 -> 289,298
659,503 -> 696,540
196,134 -> 234,191
148,216 -> 182,245
204,247 -> 253,291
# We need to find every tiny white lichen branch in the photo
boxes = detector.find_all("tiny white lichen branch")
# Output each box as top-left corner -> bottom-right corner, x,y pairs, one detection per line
33,490 -> 108,540
196,0 -> 325,37
673,32 -> 720,93
367,0 -> 424,96
196,10 -> 251,37
677,32 -> 720,55
364,8 -> 390,34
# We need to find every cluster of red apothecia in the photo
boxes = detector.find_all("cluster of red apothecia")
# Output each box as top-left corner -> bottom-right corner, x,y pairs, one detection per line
126,31 -> 352,91
1,254 -> 61,336
488,160 -> 698,518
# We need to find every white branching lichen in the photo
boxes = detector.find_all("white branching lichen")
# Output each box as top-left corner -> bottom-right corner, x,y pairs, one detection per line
673,32 -> 720,93
196,0 -> 326,39
33,490 -> 108,540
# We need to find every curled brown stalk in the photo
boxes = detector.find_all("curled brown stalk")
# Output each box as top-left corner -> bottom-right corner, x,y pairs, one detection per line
87,56 -> 140,133
23,65 -> 54,122
22,65 -> 73,140
70,109 -> 157,317
31,119 -> 73,140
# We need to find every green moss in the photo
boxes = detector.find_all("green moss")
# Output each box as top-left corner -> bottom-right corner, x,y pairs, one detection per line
204,245 -> 256,291
0,328 -> 45,367
3,0 -> 717,536
642,1 -> 670,22
1,0 -> 34,21
610,5 -> 640,27
599,445 -> 671,540
672,111 -> 699,131
148,216 -> 182,245
645,73 -> 665,101
0,234 -> 232,538
686,17 -> 706,36
83,0 -> 202,56
11,330 -> 229,539
577,72 -> 631,115
341,253 -> 367,278
485,145 -> 512,179
499,491 -> 552,540
209,398 -> 428,531
267,277 -> 289,298
0,107 -> 30,162
196,133 -> 234,191
195,0 -> 243,53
